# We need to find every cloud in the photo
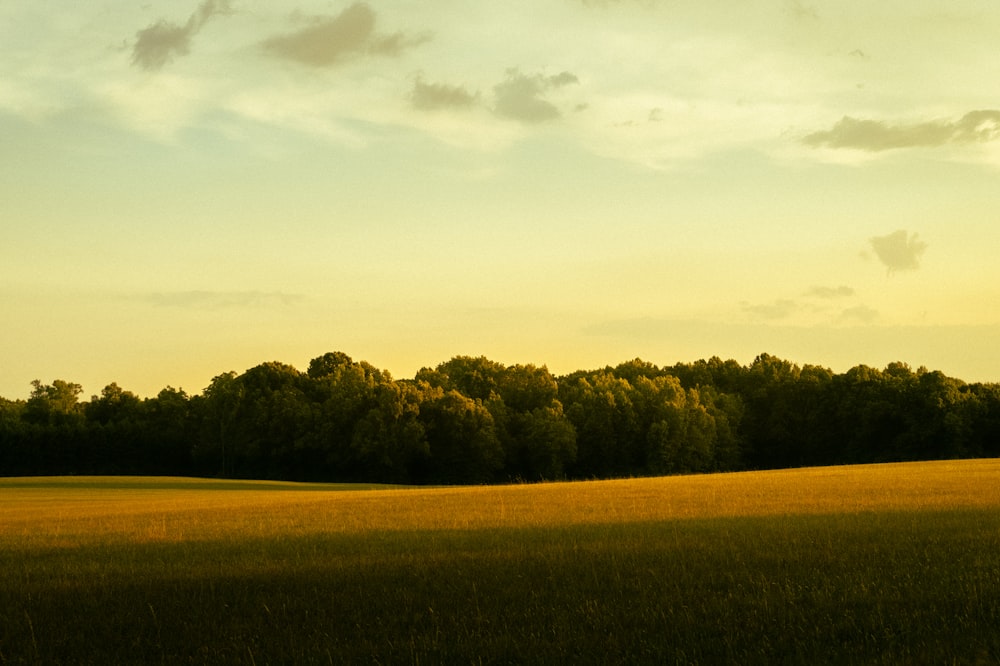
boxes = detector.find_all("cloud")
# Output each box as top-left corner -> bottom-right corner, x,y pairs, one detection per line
132,23 -> 192,71
131,0 -> 233,71
140,291 -> 303,309
805,285 -> 855,299
744,288 -> 871,323
493,69 -> 580,123
743,299 -> 799,321
578,0 -> 660,6
803,110 -> 1000,152
410,76 -> 478,111
869,230 -> 927,275
785,0 -> 819,19
261,3 -> 428,67
838,305 -> 879,324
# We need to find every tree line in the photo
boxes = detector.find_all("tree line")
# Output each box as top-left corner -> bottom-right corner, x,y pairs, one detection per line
2,352 -> 999,483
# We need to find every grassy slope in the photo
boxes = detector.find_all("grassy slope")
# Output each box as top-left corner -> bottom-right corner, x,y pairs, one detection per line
2,461 -> 1000,664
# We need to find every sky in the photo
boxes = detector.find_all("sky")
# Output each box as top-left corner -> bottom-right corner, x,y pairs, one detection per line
3,0 -> 1000,400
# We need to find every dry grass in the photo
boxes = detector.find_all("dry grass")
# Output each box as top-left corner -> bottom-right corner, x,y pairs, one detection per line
3,460 -> 999,544
2,460 -> 1000,664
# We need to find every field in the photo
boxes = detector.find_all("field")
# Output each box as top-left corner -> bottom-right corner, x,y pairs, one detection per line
2,461 -> 1000,664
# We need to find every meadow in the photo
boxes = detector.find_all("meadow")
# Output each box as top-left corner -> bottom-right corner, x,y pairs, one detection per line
2,460 -> 1000,664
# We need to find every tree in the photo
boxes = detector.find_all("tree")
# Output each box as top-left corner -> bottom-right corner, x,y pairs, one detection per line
418,356 -> 506,402
0,397 -> 27,474
196,371 -> 242,477
86,383 -> 142,425
738,354 -> 806,468
669,356 -> 745,393
17,380 -> 86,474
497,364 -> 558,413
906,370 -> 969,460
305,356 -> 385,480
3,350 -> 997,484
307,351 -> 356,379
224,362 -> 311,479
502,402 -> 577,481
349,380 -> 429,483
560,372 -> 641,477
417,386 -> 504,484
24,379 -> 84,426
141,387 -> 194,475
965,383 -> 1000,458
631,376 -> 718,474
699,386 -> 744,471
84,383 -> 144,474
612,358 -> 662,385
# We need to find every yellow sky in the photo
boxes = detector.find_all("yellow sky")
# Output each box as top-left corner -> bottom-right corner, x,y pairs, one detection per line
3,1 -> 1000,399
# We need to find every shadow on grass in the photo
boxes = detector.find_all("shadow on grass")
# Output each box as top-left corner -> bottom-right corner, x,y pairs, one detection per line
3,510 -> 1000,664
0,476 -> 403,492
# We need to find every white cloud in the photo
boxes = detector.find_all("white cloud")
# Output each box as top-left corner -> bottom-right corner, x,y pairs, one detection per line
96,74 -> 212,142
4,1 -> 1000,168
0,79 -> 56,119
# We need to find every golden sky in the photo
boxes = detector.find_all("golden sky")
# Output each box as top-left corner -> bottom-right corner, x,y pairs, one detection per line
3,1 -> 1000,399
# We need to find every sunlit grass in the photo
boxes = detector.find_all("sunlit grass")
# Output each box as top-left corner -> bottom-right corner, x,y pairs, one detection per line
2,460 -> 1000,663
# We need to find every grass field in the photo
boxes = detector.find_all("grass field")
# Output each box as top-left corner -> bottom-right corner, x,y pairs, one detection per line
2,460 -> 1000,664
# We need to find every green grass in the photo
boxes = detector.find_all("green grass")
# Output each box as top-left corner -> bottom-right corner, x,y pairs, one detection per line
2,462 -> 1000,664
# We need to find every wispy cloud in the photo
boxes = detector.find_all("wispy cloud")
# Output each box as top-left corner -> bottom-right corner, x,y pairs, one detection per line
803,110 -> 1000,152
743,299 -> 799,321
578,0 -> 660,6
805,285 -> 855,299
139,291 -> 303,309
785,0 -> 819,20
838,305 -> 879,324
869,230 -> 927,275
410,76 -> 478,111
131,0 -> 234,71
261,3 -> 429,67
492,69 -> 579,123
741,286 -> 872,325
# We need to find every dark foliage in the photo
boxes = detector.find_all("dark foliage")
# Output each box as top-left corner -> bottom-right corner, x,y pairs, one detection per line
2,352 -> 998,483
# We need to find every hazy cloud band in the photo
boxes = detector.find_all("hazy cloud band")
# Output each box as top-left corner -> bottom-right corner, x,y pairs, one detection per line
804,110 -> 1000,152
139,291 -> 303,309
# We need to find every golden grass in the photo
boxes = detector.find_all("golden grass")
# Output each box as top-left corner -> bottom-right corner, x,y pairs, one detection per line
3,460 -> 1000,663
3,459 -> 999,548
